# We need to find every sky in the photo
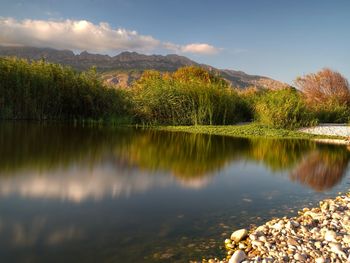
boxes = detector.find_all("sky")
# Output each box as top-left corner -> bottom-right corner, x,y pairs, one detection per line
0,0 -> 349,83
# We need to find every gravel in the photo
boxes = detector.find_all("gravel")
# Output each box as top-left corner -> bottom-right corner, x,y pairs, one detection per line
201,193 -> 350,263
300,124 -> 350,137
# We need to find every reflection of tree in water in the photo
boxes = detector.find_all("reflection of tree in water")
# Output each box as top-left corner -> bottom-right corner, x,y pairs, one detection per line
290,145 -> 350,191
0,122 -> 130,173
1,122 -> 349,192
113,131 -> 251,179
246,139 -> 316,171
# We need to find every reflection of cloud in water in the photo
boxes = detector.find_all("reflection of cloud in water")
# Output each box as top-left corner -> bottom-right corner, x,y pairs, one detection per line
177,177 -> 211,189
12,218 -> 46,246
47,227 -> 83,245
0,217 -> 83,247
0,163 -> 211,202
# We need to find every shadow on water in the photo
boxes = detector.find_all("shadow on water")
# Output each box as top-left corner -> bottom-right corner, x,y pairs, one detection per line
0,122 -> 349,262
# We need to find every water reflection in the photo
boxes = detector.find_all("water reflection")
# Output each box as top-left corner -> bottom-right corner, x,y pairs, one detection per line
290,145 -> 350,191
0,123 -> 350,262
0,217 -> 83,247
0,122 -> 349,202
0,168 -> 177,202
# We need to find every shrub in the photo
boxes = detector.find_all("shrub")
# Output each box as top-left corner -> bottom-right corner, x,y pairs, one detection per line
295,68 -> 350,124
294,68 -> 350,107
131,67 -> 250,125
310,102 -> 350,123
255,88 -> 315,129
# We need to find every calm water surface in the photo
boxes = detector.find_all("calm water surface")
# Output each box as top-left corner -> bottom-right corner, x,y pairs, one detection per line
0,122 -> 349,262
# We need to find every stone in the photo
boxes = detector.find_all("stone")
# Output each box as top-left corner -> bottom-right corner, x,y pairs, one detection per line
290,220 -> 300,228
252,240 -> 264,248
229,250 -> 247,263
294,253 -> 306,261
314,241 -> 322,249
226,243 -> 234,249
230,229 -> 248,243
215,194 -> 350,263
238,243 -> 246,249
329,242 -> 346,258
285,221 -> 294,231
258,236 -> 267,242
273,222 -> 284,231
315,257 -> 326,263
249,234 -> 257,241
343,235 -> 350,244
324,230 -> 337,242
287,238 -> 299,246
256,226 -> 266,233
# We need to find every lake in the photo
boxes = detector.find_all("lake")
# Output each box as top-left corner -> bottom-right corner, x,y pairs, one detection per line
0,122 -> 349,262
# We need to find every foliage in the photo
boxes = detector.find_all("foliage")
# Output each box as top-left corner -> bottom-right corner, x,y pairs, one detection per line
0,57 -> 129,121
131,66 -> 250,125
254,88 -> 316,129
294,68 -> 350,106
0,58 -> 349,127
157,123 -> 336,140
294,68 -> 350,123
236,86 -> 264,121
310,101 -> 350,123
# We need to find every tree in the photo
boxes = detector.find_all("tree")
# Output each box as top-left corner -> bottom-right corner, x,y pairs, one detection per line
294,68 -> 350,106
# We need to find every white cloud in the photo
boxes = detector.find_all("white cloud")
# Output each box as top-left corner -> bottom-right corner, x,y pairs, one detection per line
181,43 -> 220,55
163,42 -> 220,55
0,17 -> 220,55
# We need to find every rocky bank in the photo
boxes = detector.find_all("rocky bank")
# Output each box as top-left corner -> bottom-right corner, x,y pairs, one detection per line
201,193 -> 350,263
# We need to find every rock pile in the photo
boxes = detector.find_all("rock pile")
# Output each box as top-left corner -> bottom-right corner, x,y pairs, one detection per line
205,193 -> 350,263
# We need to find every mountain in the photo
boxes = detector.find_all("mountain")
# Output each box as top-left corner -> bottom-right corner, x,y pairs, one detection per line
0,46 -> 288,89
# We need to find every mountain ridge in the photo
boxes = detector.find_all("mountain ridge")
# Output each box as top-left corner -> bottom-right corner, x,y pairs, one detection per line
0,45 -> 288,89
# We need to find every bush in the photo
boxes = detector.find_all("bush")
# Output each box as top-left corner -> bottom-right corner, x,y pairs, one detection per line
131,67 -> 251,125
295,68 -> 350,124
311,102 -> 350,123
255,88 -> 315,129
294,68 -> 350,107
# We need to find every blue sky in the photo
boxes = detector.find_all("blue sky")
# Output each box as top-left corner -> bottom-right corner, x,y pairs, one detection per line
0,0 -> 349,83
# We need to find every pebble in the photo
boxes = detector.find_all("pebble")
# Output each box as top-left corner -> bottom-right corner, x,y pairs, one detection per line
329,242 -> 346,258
230,229 -> 248,243
293,253 -> 306,261
201,194 -> 350,263
325,230 -> 337,242
287,237 -> 298,246
228,250 -> 246,263
343,235 -> 350,244
315,257 -> 326,263
214,193 -> 350,263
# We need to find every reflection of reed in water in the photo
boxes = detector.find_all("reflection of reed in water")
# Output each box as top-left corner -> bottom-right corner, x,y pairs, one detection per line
247,139 -> 316,171
113,131 -> 250,178
290,147 -> 350,191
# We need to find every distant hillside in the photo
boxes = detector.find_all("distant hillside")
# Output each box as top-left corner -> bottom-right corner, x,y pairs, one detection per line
0,46 -> 288,89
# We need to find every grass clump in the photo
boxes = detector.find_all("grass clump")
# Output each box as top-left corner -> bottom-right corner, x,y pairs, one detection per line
157,123 -> 338,140
0,57 -> 130,121
130,67 -> 250,125
254,88 -> 316,129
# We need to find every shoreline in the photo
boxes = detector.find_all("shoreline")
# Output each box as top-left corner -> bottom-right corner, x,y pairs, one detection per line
177,124 -> 350,262
203,192 -> 350,263
157,124 -> 349,143
300,124 -> 350,147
